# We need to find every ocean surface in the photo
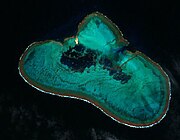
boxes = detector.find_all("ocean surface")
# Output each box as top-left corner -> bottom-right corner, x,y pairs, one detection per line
1,0 -> 180,139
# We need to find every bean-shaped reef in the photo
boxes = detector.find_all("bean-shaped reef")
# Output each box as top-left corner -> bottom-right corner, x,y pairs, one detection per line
19,12 -> 171,128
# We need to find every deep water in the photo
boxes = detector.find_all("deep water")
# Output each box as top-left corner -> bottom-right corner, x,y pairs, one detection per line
1,0 -> 180,139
